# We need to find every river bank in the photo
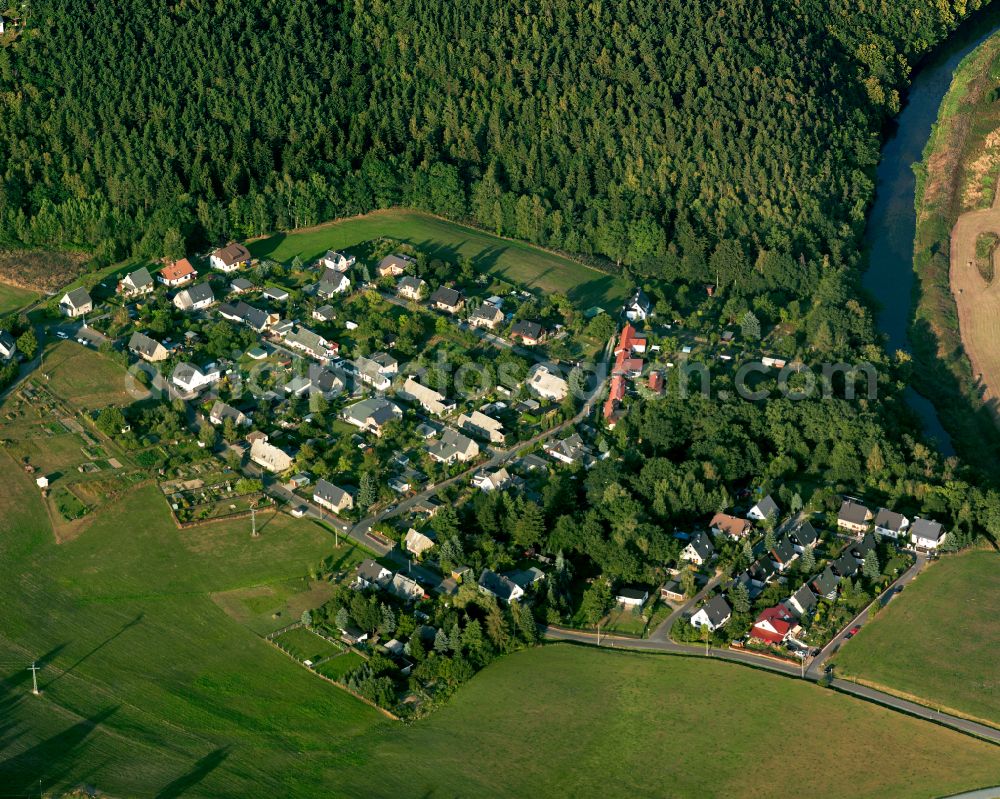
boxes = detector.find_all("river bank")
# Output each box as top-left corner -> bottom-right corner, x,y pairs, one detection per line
910,29 -> 1000,475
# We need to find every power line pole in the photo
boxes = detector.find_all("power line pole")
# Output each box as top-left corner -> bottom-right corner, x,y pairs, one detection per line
251,506 -> 258,538
27,661 -> 40,695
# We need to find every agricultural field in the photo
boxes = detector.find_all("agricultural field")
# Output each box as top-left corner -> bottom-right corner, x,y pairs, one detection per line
336,645 -> 1000,799
0,280 -> 37,314
248,209 -> 629,310
835,550 -> 1000,726
42,341 -> 136,410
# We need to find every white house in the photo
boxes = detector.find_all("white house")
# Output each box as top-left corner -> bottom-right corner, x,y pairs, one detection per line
478,569 -> 524,604
173,283 -> 215,312
59,287 -> 93,318
284,326 -> 338,360
428,428 -> 480,464
0,330 -> 16,361
680,531 -> 715,566
472,467 -> 512,492
690,595 -> 732,632
624,288 -> 652,322
171,362 -> 221,393
527,363 -> 569,401
128,331 -> 169,363
209,400 -> 249,427
457,410 -> 505,444
910,517 -> 946,550
404,528 -> 437,557
873,508 -> 910,539
210,242 -> 251,273
747,494 -> 779,521
343,397 -> 403,437
397,275 -> 426,301
615,587 -> 649,608
158,258 -> 197,287
313,479 -> 354,514
400,375 -> 454,416
321,250 -> 355,272
317,269 -> 351,297
118,266 -> 154,298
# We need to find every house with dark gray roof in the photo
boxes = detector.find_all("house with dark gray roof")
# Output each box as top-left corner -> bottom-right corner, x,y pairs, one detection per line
59,287 -> 93,317
789,521 -> 818,551
119,266 -> 154,298
769,535 -> 797,571
787,583 -> 817,618
510,320 -> 545,346
356,558 -> 392,588
313,479 -> 353,514
850,532 -> 878,564
218,301 -> 276,332
478,569 -> 524,604
429,286 -> 464,314
910,517 -> 946,550
209,400 -> 249,428
690,594 -> 731,631
173,282 -> 215,312
837,499 -> 872,534
811,566 -> 840,600
681,531 -> 715,566
830,551 -> 859,579
128,331 -> 168,363
748,494 -> 780,521
0,330 -> 16,361
873,507 -> 910,539
469,301 -> 505,331
397,275 -> 426,301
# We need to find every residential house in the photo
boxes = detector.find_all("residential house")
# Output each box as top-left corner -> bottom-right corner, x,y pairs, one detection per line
321,250 -> 355,272
263,285 -> 289,302
429,286 -> 464,315
472,467 -> 513,492
312,305 -> 336,323
748,494 -> 780,522
837,499 -> 872,534
830,551 -> 859,579
0,330 -> 15,361
158,258 -> 197,287
405,528 -> 437,557
786,583 -> 817,618
313,479 -> 354,514
478,569 -> 525,604
850,532 -> 878,564
624,288 -> 652,322
171,362 -> 221,393
615,323 -> 648,355
218,301 -> 278,332
616,587 -> 649,608
209,400 -> 249,427
527,363 -> 569,401
789,521 -> 819,552
751,605 -> 797,645
355,558 -> 392,589
210,242 -> 252,273
339,625 -> 369,645
469,302 -> 505,331
285,326 -> 337,360
173,282 -> 215,312
710,513 -> 753,539
811,566 -> 840,600
127,331 -> 168,363
457,410 -> 505,444
118,266 -> 154,298
648,371 -> 665,395
230,277 -> 253,294
396,275 -> 427,301
400,375 -> 454,416
428,428 -> 480,464
250,439 -> 294,473
603,374 -> 627,426
873,508 -> 910,539
681,531 -> 715,566
313,366 -> 346,398
378,253 -> 415,278
746,558 -> 776,588
769,535 -> 797,572
355,353 -> 397,391
505,567 -> 545,591
690,595 -> 732,631
910,518 -> 946,550
317,269 -> 351,297
510,320 -> 545,346
544,432 -> 591,466
342,397 -> 403,436
59,287 -> 93,318
389,573 -> 426,603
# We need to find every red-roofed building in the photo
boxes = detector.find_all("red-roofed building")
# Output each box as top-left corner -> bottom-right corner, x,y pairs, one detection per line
615,323 -> 647,356
603,374 -> 627,425
648,371 -> 664,395
618,357 -> 644,377
158,258 -> 197,287
750,605 -> 796,645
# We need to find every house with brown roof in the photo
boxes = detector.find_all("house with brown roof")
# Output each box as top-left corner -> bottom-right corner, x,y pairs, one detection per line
210,243 -> 252,273
710,513 -> 753,539
837,499 -> 872,534
378,253 -> 415,277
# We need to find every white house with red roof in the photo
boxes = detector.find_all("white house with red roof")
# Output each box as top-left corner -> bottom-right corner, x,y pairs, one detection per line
750,605 -> 798,646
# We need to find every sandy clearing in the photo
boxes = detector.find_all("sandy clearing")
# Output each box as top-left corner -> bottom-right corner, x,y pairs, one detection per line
950,186 -> 1000,410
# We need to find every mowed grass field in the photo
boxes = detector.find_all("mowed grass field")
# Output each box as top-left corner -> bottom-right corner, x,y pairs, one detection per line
340,645 -> 1000,799
0,281 -> 38,314
248,209 -> 629,309
43,341 -> 138,410
836,550 -> 1000,726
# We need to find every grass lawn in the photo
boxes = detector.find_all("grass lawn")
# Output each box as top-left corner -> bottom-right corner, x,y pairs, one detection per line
835,550 -> 1000,726
247,209 -> 629,310
315,652 -> 365,682
337,645 -> 1000,799
274,627 -> 344,663
0,281 -> 38,314
43,340 -> 136,410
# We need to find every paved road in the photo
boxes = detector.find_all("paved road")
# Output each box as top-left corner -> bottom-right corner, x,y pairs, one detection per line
648,569 -> 726,641
805,551 -> 928,679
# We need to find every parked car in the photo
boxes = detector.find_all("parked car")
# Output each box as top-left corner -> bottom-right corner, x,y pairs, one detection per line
56,331 -> 68,339
845,625 -> 861,639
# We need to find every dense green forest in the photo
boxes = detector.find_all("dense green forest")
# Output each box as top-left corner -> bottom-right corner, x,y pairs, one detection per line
0,0 -> 986,290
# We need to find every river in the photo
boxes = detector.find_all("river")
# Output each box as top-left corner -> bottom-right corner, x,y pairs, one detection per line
862,7 -> 1000,456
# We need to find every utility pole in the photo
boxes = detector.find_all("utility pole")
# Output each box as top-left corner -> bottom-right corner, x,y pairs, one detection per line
251,506 -> 258,538
27,662 -> 40,695
596,623 -> 601,647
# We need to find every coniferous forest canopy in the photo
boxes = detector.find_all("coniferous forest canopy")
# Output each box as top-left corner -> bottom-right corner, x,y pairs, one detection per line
0,0 -> 987,291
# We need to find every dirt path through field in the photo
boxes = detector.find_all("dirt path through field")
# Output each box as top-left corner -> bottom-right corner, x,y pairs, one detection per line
950,186 -> 1000,409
